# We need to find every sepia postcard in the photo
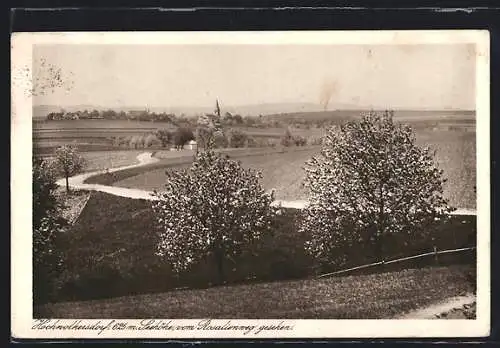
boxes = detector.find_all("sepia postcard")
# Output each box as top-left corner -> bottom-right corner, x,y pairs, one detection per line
11,30 -> 490,339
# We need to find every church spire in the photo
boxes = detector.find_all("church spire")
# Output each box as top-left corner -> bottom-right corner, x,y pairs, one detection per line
215,98 -> 221,118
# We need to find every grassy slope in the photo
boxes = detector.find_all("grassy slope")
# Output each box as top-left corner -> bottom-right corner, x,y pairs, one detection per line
49,191 -> 316,303
47,191 -> 475,306
35,265 -> 475,319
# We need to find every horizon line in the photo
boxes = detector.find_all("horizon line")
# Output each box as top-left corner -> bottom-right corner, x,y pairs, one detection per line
32,103 -> 476,112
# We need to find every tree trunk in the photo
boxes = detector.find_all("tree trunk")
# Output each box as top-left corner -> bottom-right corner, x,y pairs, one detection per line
215,249 -> 225,285
65,176 -> 70,193
376,183 -> 385,260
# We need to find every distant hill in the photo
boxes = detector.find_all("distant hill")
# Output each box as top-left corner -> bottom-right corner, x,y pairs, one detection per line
33,103 -> 475,120
224,103 -> 331,116
263,109 -> 476,123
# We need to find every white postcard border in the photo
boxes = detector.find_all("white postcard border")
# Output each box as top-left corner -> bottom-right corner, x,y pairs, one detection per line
11,30 -> 491,339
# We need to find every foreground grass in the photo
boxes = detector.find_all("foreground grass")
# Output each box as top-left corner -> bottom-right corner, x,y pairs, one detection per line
35,265 -> 475,319
47,191 -> 316,303
46,191 -> 475,304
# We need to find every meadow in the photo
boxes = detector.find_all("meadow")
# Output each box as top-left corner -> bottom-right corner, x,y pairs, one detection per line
34,113 -> 476,209
113,129 -> 476,209
114,148 -> 317,199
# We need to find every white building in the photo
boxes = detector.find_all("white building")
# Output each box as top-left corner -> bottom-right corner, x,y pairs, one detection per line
186,140 -> 197,151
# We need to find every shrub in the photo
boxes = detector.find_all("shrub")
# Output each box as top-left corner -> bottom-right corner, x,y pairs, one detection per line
280,128 -> 294,147
267,138 -> 279,148
293,135 -> 307,146
229,129 -> 249,148
213,130 -> 229,149
307,136 -> 323,146
174,127 -> 195,150
246,136 -> 258,148
155,129 -> 173,148
112,136 -> 123,147
137,135 -> 146,148
129,135 -> 146,149
116,136 -> 128,147
144,134 -> 159,148
129,136 -> 139,149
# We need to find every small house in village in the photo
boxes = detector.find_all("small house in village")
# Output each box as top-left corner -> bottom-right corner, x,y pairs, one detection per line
186,140 -> 197,151
169,140 -> 197,151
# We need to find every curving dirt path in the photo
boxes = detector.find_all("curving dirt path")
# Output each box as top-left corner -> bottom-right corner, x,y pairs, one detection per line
272,200 -> 476,215
54,151 -> 294,204
55,152 -> 161,201
395,293 -> 476,319
55,152 -> 477,215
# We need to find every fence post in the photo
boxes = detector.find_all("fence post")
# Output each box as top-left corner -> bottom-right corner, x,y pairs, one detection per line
434,246 -> 439,266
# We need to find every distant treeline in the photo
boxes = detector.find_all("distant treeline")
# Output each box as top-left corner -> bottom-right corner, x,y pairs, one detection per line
46,109 -> 246,125
44,108 -> 475,131
44,109 -> 308,131
47,109 -> 179,123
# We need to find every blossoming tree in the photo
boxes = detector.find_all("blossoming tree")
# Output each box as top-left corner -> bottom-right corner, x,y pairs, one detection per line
299,111 -> 454,268
152,150 -> 277,284
54,145 -> 86,192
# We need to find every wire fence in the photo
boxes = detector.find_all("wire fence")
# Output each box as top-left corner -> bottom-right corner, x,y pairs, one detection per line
317,246 -> 476,279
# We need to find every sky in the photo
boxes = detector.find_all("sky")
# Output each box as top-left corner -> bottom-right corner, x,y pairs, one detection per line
32,43 -> 476,111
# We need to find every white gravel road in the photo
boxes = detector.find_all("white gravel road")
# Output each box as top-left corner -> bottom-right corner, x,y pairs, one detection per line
395,293 -> 476,319
55,152 -> 161,200
55,152 -> 477,214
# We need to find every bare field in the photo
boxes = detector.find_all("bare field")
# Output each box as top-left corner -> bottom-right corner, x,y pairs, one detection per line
43,150 -> 143,173
32,113 -> 473,152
